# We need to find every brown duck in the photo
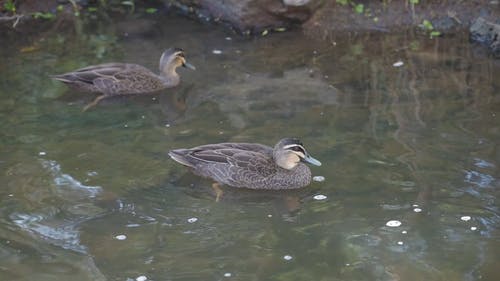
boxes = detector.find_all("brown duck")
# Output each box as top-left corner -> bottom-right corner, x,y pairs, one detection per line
169,138 -> 322,200
51,48 -> 195,111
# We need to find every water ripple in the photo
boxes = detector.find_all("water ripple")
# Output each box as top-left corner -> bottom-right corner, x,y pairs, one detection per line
464,170 -> 495,188
41,159 -> 102,197
473,158 -> 495,169
10,212 -> 86,253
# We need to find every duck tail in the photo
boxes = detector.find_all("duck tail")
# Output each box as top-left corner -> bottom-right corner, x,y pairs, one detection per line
168,150 -> 195,168
50,74 -> 73,83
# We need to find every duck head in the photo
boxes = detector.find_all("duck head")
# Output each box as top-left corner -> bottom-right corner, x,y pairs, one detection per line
159,48 -> 196,75
273,138 -> 322,170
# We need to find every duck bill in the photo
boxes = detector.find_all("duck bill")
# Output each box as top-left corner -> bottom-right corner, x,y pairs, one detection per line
183,62 -> 196,70
303,154 -> 322,166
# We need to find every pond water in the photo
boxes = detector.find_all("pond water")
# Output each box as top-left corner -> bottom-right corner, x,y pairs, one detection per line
1,12 -> 499,281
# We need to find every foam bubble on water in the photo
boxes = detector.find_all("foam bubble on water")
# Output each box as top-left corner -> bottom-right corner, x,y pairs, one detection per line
224,273 -> 232,277
393,61 -> 404,67
283,255 -> 293,261
187,217 -> 198,223
38,151 -> 47,156
470,226 -> 477,231
313,194 -> 327,200
413,208 -> 422,213
313,176 -> 325,182
115,234 -> 127,240
397,241 -> 404,245
267,214 -> 272,218
386,220 -> 402,227
401,230 -> 407,234
136,276 -> 147,281
212,49 -> 222,55
460,216 -> 471,221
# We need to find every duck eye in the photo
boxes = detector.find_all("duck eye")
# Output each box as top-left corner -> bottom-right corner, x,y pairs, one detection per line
289,146 -> 305,153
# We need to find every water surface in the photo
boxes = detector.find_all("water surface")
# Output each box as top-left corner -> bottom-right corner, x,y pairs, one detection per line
1,13 -> 499,281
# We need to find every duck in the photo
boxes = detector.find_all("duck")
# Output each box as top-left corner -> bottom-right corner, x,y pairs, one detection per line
169,138 -> 322,200
51,48 -> 195,111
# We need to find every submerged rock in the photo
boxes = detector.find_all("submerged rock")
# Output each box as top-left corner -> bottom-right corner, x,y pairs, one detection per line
470,17 -> 500,58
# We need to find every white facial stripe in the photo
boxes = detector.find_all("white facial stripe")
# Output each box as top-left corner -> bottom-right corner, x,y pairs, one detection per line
283,144 -> 305,151
283,144 -> 306,159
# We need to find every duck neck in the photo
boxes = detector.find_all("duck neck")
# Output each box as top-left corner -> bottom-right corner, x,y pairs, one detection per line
160,67 -> 180,86
273,151 -> 299,170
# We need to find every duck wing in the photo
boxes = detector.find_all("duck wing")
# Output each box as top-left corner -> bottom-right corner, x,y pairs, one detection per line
189,143 -> 273,155
51,63 -> 155,94
170,147 -> 277,187
169,143 -> 275,174
52,63 -> 126,82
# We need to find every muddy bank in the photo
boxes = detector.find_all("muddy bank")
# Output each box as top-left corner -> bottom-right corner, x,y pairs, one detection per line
3,0 -> 499,33
303,0 -> 500,35
2,0 -> 500,56
164,0 -> 500,35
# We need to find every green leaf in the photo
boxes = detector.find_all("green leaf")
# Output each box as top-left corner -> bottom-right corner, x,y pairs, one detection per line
32,12 -> 56,20
430,31 -> 441,38
409,0 -> 419,4
87,7 -> 98,12
121,1 -> 134,6
145,7 -> 157,14
354,4 -> 364,14
422,19 -> 434,30
121,0 -> 135,13
336,0 -> 349,6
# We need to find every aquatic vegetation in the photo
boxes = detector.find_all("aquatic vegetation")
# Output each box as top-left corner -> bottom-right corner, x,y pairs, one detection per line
421,19 -> 442,38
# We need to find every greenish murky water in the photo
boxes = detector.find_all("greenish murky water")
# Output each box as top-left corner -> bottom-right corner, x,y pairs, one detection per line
1,12 -> 499,281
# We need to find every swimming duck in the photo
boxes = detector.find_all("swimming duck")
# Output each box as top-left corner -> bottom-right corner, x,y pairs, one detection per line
51,48 -> 195,111
169,138 -> 321,198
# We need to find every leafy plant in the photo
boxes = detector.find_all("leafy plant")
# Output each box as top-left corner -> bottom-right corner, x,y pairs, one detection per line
3,0 -> 16,13
420,19 -> 441,38
354,4 -> 364,14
